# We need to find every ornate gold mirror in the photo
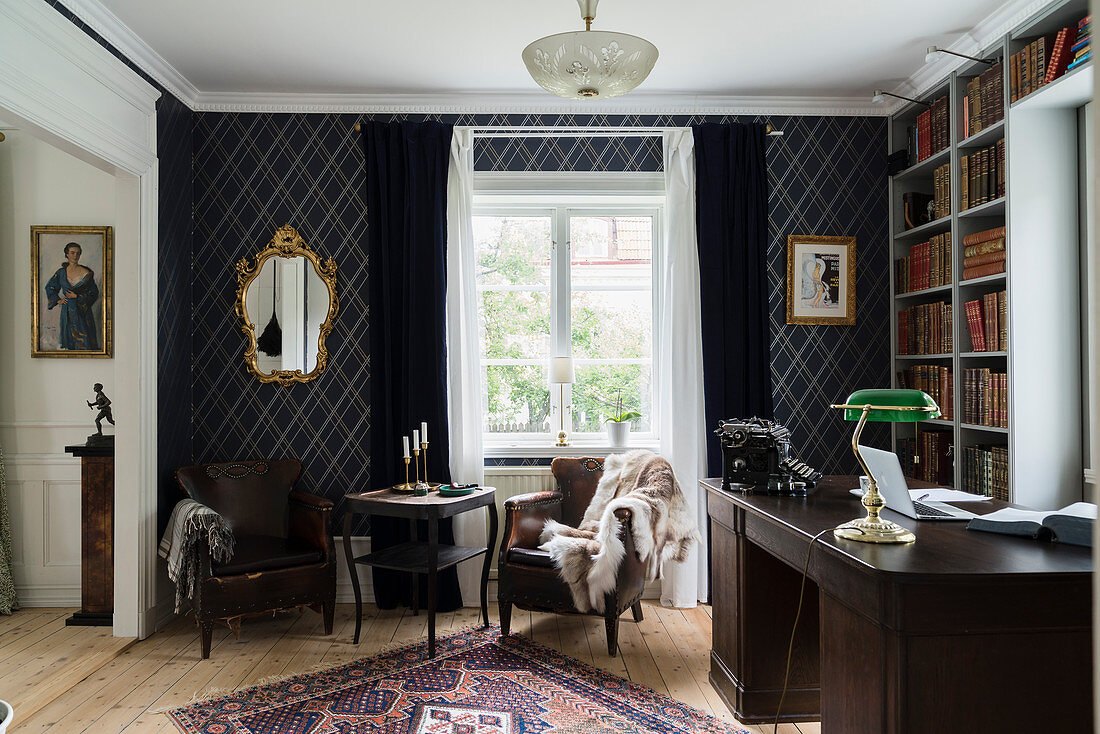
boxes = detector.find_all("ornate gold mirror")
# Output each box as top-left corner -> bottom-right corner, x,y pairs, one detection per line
235,225 -> 338,385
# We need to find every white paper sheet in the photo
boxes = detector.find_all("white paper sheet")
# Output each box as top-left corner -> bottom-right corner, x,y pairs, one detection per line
974,502 -> 1097,524
849,487 -> 993,502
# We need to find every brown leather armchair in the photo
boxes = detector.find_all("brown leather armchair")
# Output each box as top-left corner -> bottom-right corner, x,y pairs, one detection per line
175,459 -> 336,658
497,456 -> 647,656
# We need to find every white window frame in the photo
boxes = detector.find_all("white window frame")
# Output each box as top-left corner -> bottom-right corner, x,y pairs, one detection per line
473,173 -> 664,457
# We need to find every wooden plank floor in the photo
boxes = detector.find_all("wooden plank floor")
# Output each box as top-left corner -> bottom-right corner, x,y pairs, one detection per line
12,602 -> 820,734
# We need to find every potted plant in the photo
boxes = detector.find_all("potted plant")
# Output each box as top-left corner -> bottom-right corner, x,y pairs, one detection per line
604,388 -> 641,448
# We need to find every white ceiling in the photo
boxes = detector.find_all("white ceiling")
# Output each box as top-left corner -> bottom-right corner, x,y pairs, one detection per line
93,0 -> 1014,104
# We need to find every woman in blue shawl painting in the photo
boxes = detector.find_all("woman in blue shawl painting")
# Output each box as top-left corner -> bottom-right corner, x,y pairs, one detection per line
44,242 -> 100,350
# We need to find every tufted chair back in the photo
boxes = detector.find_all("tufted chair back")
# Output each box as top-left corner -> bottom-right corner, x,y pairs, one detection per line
549,457 -> 606,526
175,459 -> 301,538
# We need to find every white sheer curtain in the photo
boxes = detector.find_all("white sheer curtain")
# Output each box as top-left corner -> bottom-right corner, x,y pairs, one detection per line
445,127 -> 486,605
658,129 -> 708,607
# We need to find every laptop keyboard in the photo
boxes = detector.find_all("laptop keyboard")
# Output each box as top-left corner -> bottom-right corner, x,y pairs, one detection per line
913,501 -> 953,518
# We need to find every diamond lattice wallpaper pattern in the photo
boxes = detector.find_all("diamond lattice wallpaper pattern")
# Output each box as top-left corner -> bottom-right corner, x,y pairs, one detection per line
193,113 -> 888,529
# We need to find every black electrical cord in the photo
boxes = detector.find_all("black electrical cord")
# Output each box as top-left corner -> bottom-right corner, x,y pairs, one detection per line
773,527 -> 835,734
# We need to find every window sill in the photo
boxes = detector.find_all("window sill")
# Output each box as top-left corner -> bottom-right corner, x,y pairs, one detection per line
483,439 -> 659,459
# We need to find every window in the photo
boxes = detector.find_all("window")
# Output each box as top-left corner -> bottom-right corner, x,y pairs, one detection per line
474,195 -> 661,449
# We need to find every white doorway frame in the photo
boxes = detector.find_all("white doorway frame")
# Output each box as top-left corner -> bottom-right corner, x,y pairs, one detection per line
0,0 -> 160,638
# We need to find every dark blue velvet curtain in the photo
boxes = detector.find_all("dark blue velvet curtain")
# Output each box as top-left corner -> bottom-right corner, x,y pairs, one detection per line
363,120 -> 461,611
692,122 -> 774,476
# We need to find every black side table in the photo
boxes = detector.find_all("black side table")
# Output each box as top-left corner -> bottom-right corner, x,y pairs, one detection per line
342,486 -> 497,657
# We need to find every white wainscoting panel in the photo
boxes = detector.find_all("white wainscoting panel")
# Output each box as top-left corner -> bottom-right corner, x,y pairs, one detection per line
3,449 -> 82,606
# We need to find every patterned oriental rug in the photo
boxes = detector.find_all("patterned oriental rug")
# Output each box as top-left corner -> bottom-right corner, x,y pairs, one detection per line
167,625 -> 750,734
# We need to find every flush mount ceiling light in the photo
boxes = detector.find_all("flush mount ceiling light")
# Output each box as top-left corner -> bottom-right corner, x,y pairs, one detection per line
521,0 -> 658,100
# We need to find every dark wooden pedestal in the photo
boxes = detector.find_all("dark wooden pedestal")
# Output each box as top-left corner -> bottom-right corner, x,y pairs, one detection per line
64,443 -> 114,627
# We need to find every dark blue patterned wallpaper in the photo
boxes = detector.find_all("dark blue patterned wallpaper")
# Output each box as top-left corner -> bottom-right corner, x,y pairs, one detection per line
43,0 -> 195,531
45,0 -> 888,526
192,112 -> 888,530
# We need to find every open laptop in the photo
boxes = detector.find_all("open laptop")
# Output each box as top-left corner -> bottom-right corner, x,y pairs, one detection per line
858,445 -> 977,521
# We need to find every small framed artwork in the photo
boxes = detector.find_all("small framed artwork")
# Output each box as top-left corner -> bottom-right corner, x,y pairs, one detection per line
786,235 -> 856,325
31,225 -> 113,358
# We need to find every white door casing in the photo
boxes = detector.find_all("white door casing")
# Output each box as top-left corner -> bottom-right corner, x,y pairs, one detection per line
0,0 -> 160,638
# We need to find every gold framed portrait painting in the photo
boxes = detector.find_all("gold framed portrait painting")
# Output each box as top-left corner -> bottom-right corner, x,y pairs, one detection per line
31,225 -> 113,358
786,235 -> 856,326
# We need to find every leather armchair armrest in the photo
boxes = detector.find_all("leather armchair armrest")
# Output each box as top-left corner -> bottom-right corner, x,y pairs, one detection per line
501,491 -> 562,562
288,490 -> 334,560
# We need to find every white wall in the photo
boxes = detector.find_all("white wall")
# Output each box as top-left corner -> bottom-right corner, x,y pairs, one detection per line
0,126 -> 124,605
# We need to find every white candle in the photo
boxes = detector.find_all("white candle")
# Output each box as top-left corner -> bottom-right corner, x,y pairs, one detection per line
421,421 -> 428,443
413,429 -> 420,447
402,436 -> 410,458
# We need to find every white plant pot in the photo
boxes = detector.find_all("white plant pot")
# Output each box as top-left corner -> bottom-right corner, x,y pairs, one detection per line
607,421 -> 631,448
0,699 -> 14,733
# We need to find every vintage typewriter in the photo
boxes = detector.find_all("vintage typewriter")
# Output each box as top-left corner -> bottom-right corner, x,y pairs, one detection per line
715,417 -> 822,494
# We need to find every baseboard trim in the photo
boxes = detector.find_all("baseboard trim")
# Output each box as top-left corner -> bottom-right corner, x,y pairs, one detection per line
17,584 -> 81,606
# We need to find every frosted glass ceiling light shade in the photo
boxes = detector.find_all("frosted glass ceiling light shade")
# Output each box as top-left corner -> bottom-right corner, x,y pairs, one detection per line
522,0 -> 658,100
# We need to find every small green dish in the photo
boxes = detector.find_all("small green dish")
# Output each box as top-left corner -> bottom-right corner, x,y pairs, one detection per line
438,485 -> 475,497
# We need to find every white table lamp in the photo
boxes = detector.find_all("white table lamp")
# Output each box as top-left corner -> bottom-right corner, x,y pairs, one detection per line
549,356 -> 574,446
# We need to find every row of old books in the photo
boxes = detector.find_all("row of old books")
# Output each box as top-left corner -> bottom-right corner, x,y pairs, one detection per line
961,62 -> 1005,138
898,300 -> 953,355
897,432 -> 954,485
895,233 -> 952,293
961,445 -> 1009,500
1070,16 -> 1092,70
960,139 -> 1005,210
961,226 -> 1006,281
964,291 -> 1007,351
932,163 -> 951,219
963,368 -> 1008,427
907,95 -> 950,164
1010,16 -> 1091,103
897,364 -> 954,420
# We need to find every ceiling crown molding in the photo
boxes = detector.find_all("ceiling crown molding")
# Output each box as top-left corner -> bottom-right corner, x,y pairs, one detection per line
54,0 -> 198,108
894,0 -> 1061,102
191,91 -> 888,116
53,0 -> 1065,118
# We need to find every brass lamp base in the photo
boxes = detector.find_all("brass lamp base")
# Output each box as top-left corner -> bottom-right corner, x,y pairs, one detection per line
834,516 -> 915,544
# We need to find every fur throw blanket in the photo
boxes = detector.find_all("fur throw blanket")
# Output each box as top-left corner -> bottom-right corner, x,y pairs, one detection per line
539,450 -> 699,613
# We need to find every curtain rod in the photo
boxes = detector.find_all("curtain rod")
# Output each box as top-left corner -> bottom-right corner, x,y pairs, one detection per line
351,123 -> 783,137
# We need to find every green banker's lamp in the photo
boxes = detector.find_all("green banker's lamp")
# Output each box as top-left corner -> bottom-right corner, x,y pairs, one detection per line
830,388 -> 941,544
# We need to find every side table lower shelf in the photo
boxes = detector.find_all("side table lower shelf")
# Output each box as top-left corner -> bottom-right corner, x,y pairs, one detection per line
353,541 -> 488,573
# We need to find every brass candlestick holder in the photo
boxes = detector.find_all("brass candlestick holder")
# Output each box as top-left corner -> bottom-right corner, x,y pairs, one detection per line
411,447 -> 428,496
395,455 -> 412,492
420,440 -> 441,491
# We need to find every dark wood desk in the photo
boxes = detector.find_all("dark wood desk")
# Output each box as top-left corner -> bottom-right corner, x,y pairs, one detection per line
342,487 -> 497,657
704,475 -> 1092,733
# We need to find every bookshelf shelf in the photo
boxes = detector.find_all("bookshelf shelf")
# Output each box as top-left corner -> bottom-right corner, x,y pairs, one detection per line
889,0 -> 1088,506
893,214 -> 951,241
923,418 -> 957,429
896,353 -> 953,360
1011,61 -> 1092,111
892,147 -> 950,181
959,197 -> 1006,218
958,119 -> 1005,149
894,283 -> 953,300
958,272 -> 1007,287
960,423 -> 1010,434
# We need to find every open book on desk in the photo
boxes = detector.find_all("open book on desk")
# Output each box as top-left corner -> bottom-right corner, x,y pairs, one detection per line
966,502 -> 1096,547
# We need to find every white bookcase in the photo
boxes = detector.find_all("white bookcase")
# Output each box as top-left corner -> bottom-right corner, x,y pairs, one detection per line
887,0 -> 1091,509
